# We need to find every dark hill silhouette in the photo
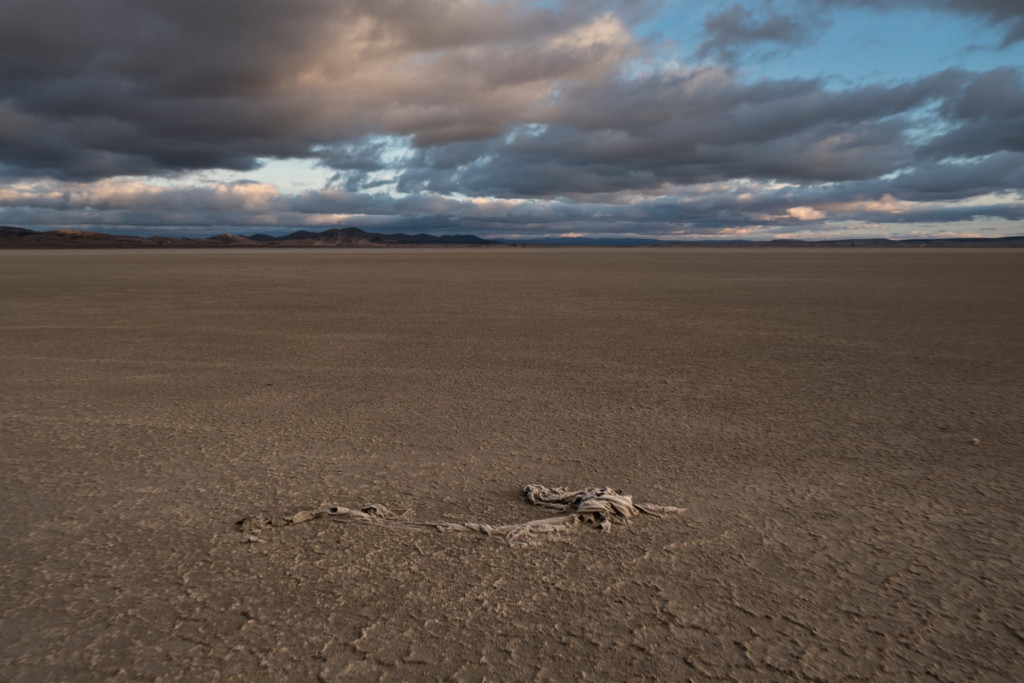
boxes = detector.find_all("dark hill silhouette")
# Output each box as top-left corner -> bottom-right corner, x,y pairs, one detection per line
0,226 -> 497,248
262,227 -> 495,246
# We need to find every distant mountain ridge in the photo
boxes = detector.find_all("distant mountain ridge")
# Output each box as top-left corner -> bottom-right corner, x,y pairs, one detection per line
249,226 -> 496,246
1,225 -> 1022,248
0,226 -> 498,248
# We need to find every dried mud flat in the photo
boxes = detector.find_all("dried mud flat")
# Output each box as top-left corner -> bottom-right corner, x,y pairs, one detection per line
2,248 -> 1023,681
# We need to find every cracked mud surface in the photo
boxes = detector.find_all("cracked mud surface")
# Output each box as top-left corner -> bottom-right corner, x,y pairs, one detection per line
2,248 -> 1023,680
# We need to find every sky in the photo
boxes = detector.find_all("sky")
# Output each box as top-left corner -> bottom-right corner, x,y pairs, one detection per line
1,0 -> 1022,241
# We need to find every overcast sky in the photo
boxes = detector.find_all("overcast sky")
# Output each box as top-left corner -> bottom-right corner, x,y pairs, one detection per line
1,0 -> 1022,240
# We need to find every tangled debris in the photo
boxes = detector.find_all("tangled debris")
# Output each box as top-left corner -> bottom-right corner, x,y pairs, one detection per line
238,485 -> 683,546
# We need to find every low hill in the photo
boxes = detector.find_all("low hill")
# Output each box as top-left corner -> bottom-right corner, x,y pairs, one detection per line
252,227 -> 496,246
0,226 -> 496,248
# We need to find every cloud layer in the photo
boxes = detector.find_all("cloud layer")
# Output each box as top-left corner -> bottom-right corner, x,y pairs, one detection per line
0,0 -> 1022,239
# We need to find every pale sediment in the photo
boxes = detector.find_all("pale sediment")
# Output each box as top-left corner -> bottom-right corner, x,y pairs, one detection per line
238,484 -> 685,547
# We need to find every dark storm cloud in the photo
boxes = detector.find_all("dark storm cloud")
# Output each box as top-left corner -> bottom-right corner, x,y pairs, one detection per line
892,153 -> 1024,200
386,67 -> 1019,198
918,67 -> 1024,160
697,4 -> 830,62
0,0 -> 639,179
1,0 -> 1020,191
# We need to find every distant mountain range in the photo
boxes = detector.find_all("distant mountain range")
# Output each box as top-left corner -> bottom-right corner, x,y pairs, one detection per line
0,226 -> 497,248
2,225 -> 1022,248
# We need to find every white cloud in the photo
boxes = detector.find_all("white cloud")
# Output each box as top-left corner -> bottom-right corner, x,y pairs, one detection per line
787,206 -> 826,220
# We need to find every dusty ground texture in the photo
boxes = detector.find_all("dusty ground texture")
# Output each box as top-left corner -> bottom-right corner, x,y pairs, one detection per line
1,248 -> 1023,681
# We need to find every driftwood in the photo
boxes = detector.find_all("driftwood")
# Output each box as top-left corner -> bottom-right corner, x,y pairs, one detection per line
238,485 -> 683,546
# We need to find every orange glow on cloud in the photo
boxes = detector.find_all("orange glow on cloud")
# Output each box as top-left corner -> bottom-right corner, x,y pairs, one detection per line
787,206 -> 826,220
822,194 -> 913,214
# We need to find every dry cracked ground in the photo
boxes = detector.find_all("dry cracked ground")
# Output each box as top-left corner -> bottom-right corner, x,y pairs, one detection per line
1,247 -> 1022,680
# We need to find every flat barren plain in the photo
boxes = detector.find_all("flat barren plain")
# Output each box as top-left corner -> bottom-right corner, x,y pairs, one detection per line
2,248 -> 1023,681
